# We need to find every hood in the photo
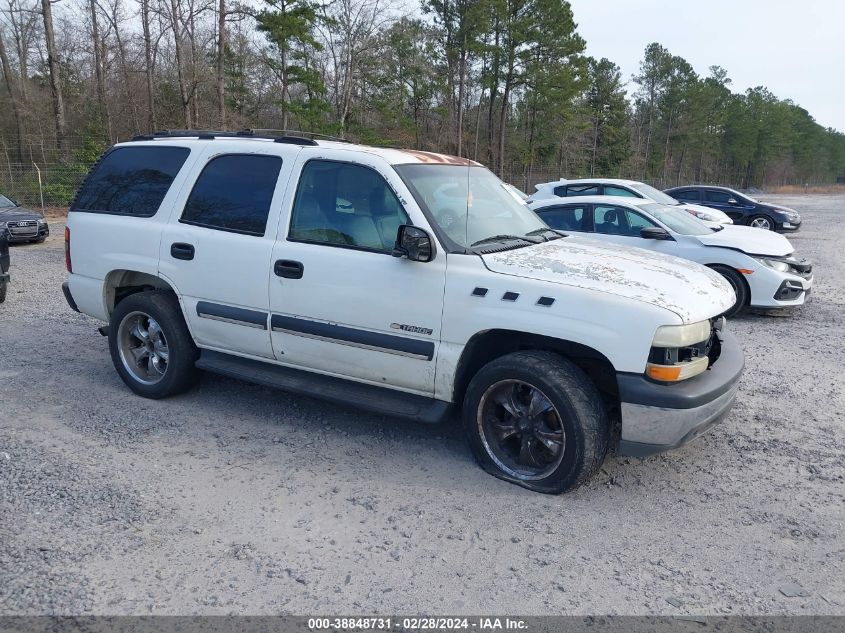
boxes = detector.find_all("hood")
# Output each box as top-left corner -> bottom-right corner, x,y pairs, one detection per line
696,224 -> 793,257
480,237 -> 734,323
0,207 -> 43,222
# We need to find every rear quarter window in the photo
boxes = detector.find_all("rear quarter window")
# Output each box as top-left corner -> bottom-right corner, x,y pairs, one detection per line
71,146 -> 190,217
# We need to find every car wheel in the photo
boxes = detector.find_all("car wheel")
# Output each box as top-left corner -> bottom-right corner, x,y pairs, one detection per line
710,265 -> 749,317
462,350 -> 608,494
108,290 -> 199,398
748,215 -> 774,231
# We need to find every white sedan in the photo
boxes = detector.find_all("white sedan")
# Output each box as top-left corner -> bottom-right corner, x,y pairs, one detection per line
529,178 -> 733,228
530,195 -> 813,316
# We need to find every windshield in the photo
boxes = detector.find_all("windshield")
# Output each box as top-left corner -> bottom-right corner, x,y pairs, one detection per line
631,183 -> 679,205
640,203 -> 714,235
394,164 -> 547,250
0,194 -> 16,208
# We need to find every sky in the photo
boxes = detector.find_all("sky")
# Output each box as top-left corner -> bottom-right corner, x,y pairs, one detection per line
568,0 -> 845,132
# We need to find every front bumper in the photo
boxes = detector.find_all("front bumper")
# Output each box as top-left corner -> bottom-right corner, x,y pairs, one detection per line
6,223 -> 49,242
778,220 -> 801,232
617,330 -> 744,458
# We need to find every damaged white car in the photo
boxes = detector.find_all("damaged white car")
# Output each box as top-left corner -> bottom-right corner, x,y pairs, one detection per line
530,195 -> 813,316
63,133 -> 744,493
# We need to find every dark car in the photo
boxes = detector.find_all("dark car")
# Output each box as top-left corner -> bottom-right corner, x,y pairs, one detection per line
664,185 -> 800,232
0,228 -> 9,303
0,194 -> 50,243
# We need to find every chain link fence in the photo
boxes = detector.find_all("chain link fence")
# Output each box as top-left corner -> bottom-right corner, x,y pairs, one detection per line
0,163 -> 89,210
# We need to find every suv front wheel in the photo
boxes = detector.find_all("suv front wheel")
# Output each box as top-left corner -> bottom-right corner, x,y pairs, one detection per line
462,351 -> 609,494
108,290 -> 199,398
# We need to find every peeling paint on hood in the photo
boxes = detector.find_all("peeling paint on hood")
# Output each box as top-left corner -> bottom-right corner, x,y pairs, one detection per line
481,237 -> 735,323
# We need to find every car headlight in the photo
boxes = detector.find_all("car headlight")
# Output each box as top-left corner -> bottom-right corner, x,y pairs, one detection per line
652,320 -> 711,347
786,212 -> 800,222
757,257 -> 791,273
37,218 -> 47,225
685,208 -> 717,222
646,320 -> 713,382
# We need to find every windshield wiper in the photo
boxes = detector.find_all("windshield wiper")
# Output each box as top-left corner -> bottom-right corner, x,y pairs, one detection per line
470,234 -> 540,247
525,228 -> 567,241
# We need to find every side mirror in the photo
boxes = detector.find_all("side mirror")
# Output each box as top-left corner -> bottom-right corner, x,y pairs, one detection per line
640,226 -> 672,240
392,225 -> 435,262
727,198 -> 738,205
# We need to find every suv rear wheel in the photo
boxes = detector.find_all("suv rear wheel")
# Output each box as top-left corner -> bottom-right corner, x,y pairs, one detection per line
462,351 -> 609,494
108,290 -> 199,398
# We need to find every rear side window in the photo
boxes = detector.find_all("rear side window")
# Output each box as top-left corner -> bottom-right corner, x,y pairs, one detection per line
180,154 -> 283,236
673,189 -> 699,201
536,205 -> 591,232
564,184 -> 599,197
71,146 -> 190,216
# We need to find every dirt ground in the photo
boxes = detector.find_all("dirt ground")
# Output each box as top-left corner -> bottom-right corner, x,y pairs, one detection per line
1,194 -> 843,616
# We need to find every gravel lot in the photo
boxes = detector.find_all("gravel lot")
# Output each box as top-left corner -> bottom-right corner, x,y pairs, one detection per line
1,194 -> 843,616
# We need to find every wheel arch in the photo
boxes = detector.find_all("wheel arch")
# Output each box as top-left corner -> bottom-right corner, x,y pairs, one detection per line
706,263 -> 751,307
452,329 -> 619,411
103,269 -> 178,316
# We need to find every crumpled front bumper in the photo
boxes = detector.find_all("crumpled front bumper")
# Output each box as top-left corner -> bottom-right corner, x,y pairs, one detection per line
617,330 -> 745,458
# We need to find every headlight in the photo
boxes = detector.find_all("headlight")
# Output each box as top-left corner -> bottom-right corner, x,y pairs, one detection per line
646,320 -> 713,382
689,209 -> 717,222
757,257 -> 791,273
0,221 -> 6,228
652,320 -> 711,347
37,218 -> 47,225
786,213 -> 800,222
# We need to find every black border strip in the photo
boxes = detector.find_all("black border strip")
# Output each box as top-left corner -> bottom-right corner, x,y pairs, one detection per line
196,301 -> 268,330
271,315 -> 434,361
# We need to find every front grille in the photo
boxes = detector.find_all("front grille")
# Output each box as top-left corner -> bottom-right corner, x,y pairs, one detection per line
8,220 -> 38,235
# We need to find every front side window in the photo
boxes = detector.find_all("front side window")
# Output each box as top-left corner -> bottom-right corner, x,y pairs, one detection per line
625,210 -> 658,236
536,205 -> 591,232
705,190 -> 733,204
71,146 -> 190,217
604,185 -> 640,198
289,160 -> 409,252
180,154 -> 282,236
593,204 -> 629,235
395,164 -> 546,250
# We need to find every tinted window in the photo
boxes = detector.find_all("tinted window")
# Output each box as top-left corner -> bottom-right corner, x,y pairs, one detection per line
705,190 -> 733,203
0,194 -> 16,207
673,189 -> 699,201
553,185 -> 568,196
604,185 -> 640,198
565,184 -> 599,197
290,160 -> 409,252
593,204 -> 628,235
180,154 -> 282,236
72,146 -> 190,216
536,205 -> 590,232
625,210 -> 657,236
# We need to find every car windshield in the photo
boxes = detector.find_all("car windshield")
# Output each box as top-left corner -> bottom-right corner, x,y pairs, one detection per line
631,183 -> 679,205
394,164 -> 548,250
0,194 -> 16,208
640,203 -> 714,235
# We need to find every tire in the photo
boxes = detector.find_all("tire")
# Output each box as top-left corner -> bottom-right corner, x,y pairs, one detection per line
748,215 -> 774,231
462,350 -> 609,494
711,265 -> 748,317
108,290 -> 199,398
0,281 -> 6,303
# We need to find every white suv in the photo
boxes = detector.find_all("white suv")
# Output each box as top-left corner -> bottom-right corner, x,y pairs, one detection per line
62,131 -> 744,494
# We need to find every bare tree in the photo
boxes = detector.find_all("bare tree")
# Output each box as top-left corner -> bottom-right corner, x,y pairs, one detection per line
40,0 -> 65,153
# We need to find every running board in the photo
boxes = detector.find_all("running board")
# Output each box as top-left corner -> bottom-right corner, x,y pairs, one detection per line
196,350 -> 453,424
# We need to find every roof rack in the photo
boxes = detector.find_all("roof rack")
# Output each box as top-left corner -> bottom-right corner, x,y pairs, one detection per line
129,129 -> 346,146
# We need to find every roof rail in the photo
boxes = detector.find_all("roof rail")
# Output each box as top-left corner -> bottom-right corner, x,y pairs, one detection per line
129,129 -> 327,146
